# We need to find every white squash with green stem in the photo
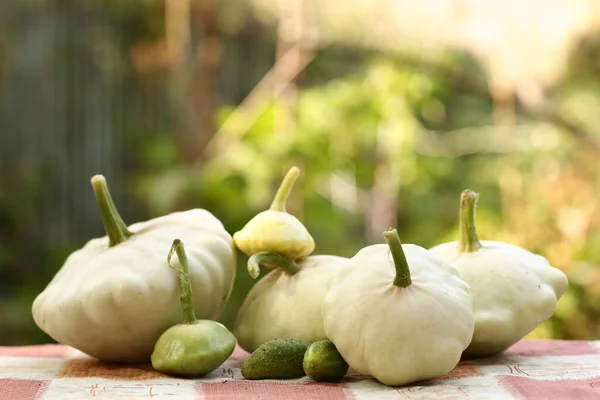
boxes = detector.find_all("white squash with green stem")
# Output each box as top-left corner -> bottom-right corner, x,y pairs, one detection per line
429,189 -> 569,357
32,175 -> 236,363
235,252 -> 348,353
324,229 -> 474,386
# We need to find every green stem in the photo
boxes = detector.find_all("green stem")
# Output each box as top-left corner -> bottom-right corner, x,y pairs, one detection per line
91,175 -> 132,247
247,252 -> 300,279
167,239 -> 197,324
383,229 -> 412,288
458,189 -> 482,252
269,166 -> 301,212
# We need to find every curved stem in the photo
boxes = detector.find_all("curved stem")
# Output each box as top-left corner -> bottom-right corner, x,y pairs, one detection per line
383,229 -> 412,288
247,252 -> 300,279
91,175 -> 132,247
167,239 -> 197,324
269,166 -> 301,212
458,189 -> 482,252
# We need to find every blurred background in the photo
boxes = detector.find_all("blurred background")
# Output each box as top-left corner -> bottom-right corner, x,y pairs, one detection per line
1,0 -> 600,345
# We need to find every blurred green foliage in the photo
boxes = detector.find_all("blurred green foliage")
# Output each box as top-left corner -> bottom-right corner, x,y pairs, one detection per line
1,0 -> 600,346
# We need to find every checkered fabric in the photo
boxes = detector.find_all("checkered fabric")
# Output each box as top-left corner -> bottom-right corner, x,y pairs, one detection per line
0,339 -> 599,399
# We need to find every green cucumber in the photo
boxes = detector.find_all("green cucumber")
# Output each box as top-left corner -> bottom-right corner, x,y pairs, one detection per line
303,340 -> 348,382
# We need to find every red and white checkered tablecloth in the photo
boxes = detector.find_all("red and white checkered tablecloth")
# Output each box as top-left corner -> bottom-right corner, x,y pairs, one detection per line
0,339 -> 599,399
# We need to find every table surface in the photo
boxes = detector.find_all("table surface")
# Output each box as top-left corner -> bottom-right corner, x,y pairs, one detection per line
0,339 -> 599,399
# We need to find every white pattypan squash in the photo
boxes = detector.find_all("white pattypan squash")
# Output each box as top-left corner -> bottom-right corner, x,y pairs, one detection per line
235,252 -> 347,353
429,189 -> 568,357
32,175 -> 236,363
324,229 -> 474,386
233,166 -> 315,260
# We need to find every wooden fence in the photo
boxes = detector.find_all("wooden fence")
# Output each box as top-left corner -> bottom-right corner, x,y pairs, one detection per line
0,1 -> 273,246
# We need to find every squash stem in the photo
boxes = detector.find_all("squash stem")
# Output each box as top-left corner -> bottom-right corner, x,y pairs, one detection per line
247,252 -> 300,279
269,166 -> 301,212
383,229 -> 412,288
168,239 -> 197,324
91,175 -> 132,247
458,189 -> 482,252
